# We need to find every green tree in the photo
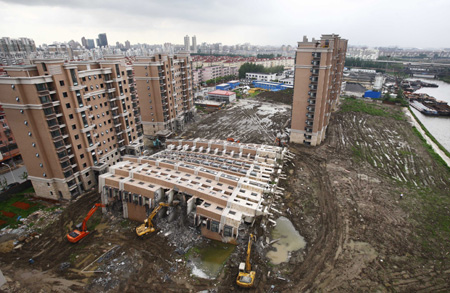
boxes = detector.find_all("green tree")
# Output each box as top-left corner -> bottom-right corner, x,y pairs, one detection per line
20,171 -> 28,180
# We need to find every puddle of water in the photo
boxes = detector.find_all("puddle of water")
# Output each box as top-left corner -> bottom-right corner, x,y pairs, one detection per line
188,240 -> 235,279
266,216 -> 306,265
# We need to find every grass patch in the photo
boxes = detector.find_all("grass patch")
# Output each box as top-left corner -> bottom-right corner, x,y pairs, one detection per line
408,187 -> 450,257
0,194 -> 42,228
411,126 -> 450,172
409,107 -> 450,159
341,98 -> 405,121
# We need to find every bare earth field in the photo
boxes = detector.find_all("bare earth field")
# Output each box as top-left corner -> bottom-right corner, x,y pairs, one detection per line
1,96 -> 449,292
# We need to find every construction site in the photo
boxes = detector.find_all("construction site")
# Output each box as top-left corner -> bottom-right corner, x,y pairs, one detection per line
1,94 -> 450,292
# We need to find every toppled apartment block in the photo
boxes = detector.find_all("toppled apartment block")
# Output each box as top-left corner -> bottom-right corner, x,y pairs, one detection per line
99,139 -> 286,244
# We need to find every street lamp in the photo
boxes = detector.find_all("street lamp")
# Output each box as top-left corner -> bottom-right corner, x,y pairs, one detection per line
2,162 -> 16,183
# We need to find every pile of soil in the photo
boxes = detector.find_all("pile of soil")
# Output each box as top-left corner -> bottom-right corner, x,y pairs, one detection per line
257,89 -> 293,105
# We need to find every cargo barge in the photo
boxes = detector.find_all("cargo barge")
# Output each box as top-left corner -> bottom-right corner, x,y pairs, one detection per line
406,93 -> 450,116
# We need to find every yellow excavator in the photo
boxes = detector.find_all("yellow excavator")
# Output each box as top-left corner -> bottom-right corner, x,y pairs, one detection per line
136,202 -> 170,237
236,233 -> 256,288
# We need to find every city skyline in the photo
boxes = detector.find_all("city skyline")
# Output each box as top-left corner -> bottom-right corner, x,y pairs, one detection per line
1,0 -> 449,49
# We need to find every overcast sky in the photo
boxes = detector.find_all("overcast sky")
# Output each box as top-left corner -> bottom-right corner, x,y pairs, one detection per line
1,0 -> 449,49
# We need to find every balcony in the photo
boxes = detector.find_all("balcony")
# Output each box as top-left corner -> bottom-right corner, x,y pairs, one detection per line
305,127 -> 313,133
307,99 -> 316,105
81,125 -> 95,133
309,92 -> 316,98
310,69 -> 319,75
304,134 -> 312,140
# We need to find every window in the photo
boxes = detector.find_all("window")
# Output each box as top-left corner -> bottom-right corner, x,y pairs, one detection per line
80,154 -> 85,159
223,225 -> 233,237
72,124 -> 76,130
36,153 -> 39,157
88,180 -> 92,185
75,134 -> 79,140
69,114 -> 74,119
66,103 -> 71,109
77,144 -> 81,149
59,80 -> 65,86
63,92 -> 68,97
86,172 -> 90,177
83,163 -> 87,168
32,143 -> 36,147
40,163 -> 43,168
211,221 -> 219,232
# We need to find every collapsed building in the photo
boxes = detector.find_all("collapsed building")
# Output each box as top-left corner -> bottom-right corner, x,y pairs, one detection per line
99,139 -> 286,244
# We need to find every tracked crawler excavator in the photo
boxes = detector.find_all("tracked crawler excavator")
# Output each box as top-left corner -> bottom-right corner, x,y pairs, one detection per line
135,202 -> 170,237
67,203 -> 105,243
236,233 -> 256,288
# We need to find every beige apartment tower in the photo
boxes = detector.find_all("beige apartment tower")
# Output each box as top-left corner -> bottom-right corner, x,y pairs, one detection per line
0,57 -> 143,200
134,53 -> 195,136
290,34 -> 347,146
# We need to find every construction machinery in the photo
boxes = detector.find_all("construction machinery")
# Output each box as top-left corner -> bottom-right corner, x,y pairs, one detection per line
67,203 -> 105,243
236,233 -> 256,288
136,202 -> 170,237
227,137 -> 240,143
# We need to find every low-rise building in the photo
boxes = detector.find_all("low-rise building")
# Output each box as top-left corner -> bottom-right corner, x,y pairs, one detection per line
207,90 -> 236,103
246,72 -> 277,81
99,139 -> 286,244
252,81 -> 293,91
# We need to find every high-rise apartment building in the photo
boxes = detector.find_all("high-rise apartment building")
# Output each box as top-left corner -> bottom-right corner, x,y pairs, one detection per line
0,37 -> 36,56
0,56 -> 143,200
81,37 -> 87,48
290,34 -> 347,146
0,106 -> 20,163
133,53 -> 195,135
98,33 -> 108,47
184,35 -> 190,52
192,35 -> 197,53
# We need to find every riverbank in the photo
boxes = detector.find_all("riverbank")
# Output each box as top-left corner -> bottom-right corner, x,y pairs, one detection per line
404,108 -> 450,169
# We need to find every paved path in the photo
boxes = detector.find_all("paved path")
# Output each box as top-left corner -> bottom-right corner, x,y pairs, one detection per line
0,165 -> 27,185
404,108 -> 450,167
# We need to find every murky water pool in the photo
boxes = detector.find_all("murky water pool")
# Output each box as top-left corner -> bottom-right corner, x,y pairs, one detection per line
266,216 -> 306,265
188,240 -> 235,279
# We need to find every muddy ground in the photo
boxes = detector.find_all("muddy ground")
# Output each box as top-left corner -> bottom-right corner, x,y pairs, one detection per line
180,99 -> 291,144
1,97 -> 450,292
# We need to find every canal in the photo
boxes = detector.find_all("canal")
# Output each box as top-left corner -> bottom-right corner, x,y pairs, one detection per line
410,79 -> 450,152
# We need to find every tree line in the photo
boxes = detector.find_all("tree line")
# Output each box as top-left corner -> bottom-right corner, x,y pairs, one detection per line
238,63 -> 284,79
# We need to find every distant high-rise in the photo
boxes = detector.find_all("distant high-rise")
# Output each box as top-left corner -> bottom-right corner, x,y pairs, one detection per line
184,35 -> 190,52
87,39 -> 95,49
98,33 -> 108,47
81,37 -> 87,48
192,35 -> 197,53
125,40 -> 131,50
0,37 -> 36,56
290,34 -> 347,146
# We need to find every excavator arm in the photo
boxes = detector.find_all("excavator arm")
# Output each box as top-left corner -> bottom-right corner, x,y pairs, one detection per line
136,202 -> 170,236
245,234 -> 255,272
81,203 -> 105,232
237,233 -> 257,288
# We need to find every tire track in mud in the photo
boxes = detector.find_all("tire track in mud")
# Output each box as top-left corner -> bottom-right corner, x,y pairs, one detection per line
283,148 -> 344,292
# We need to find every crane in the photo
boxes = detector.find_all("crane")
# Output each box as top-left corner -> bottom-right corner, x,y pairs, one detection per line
236,233 -> 256,288
136,202 -> 170,237
67,203 -> 105,243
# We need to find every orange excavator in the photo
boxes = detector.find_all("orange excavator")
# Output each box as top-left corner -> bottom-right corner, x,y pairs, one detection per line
236,233 -> 256,288
227,137 -> 240,143
67,203 -> 105,243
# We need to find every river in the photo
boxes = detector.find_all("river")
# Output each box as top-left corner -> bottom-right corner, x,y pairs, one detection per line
409,78 -> 450,152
